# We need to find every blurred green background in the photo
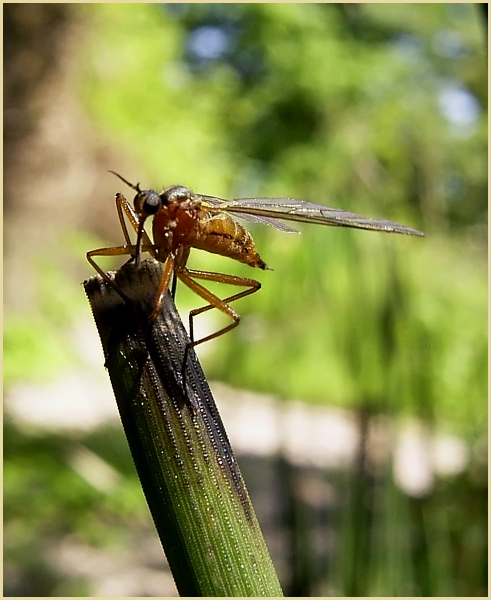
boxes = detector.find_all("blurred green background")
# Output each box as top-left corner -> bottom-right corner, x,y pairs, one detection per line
4,3 -> 487,596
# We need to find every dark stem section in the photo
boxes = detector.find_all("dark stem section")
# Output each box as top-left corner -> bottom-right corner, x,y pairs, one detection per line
83,259 -> 282,597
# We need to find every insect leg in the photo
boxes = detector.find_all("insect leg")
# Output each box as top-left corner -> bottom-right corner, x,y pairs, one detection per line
177,269 -> 262,348
174,269 -> 260,392
150,254 -> 176,320
171,272 -> 178,300
115,192 -> 155,256
86,244 -> 154,302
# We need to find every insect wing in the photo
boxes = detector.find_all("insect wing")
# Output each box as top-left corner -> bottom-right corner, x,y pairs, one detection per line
197,194 -> 300,233
221,197 -> 425,237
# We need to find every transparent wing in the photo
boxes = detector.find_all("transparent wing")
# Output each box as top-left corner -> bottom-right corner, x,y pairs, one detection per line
198,194 -> 300,233
201,195 -> 424,237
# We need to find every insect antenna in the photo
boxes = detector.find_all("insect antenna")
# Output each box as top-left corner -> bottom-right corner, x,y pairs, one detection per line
109,170 -> 142,193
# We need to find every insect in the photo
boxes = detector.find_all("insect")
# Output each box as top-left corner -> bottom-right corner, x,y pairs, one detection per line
87,172 -> 424,352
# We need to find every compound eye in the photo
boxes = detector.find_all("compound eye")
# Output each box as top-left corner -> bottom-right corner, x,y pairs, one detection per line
134,190 -> 161,216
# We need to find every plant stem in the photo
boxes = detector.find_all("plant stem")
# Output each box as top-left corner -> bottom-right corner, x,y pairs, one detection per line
84,259 -> 283,597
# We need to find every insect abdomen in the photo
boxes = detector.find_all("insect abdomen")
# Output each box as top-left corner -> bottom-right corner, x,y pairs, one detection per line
195,213 -> 269,270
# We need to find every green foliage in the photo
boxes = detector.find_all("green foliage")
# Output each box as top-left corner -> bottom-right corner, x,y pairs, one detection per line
4,233 -> 95,387
4,313 -> 75,385
74,9 -> 486,591
69,3 -> 487,441
73,2 -> 486,432
4,421 -> 153,594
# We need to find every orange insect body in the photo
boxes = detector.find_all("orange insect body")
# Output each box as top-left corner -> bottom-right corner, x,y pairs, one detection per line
151,185 -> 269,270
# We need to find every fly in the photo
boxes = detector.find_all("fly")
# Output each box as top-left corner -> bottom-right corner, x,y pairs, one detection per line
87,172 -> 424,352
